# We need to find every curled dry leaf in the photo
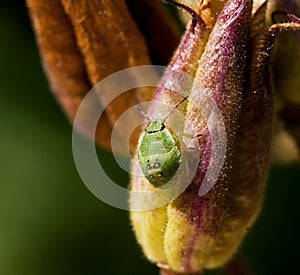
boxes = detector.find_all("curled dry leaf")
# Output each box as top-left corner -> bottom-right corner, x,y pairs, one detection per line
26,0 -> 180,151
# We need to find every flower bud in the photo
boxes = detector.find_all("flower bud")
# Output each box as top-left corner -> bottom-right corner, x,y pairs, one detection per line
130,0 -> 300,273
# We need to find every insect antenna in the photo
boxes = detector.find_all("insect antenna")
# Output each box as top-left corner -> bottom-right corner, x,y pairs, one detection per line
163,96 -> 188,123
136,106 -> 151,122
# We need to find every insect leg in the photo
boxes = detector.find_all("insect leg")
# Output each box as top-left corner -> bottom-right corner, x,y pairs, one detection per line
182,133 -> 201,139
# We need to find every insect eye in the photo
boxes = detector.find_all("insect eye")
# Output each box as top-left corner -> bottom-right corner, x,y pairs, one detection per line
150,175 -> 155,179
147,164 -> 151,169
153,162 -> 161,168
157,173 -> 163,178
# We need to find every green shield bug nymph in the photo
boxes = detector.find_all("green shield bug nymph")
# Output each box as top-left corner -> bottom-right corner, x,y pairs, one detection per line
137,96 -> 188,187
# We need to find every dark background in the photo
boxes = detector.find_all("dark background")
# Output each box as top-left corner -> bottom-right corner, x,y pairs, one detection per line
0,1 -> 299,274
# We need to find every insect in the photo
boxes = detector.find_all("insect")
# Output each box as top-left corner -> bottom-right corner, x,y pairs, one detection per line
137,96 -> 188,187
136,0 -> 203,188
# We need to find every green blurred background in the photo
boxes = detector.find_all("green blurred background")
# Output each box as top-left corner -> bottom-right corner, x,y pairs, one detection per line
0,1 -> 299,274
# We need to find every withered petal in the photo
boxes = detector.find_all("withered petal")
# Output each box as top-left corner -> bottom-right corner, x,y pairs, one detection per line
26,0 -> 155,150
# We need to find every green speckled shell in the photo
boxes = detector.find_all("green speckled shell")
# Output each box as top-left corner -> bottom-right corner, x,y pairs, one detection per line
138,119 -> 181,187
